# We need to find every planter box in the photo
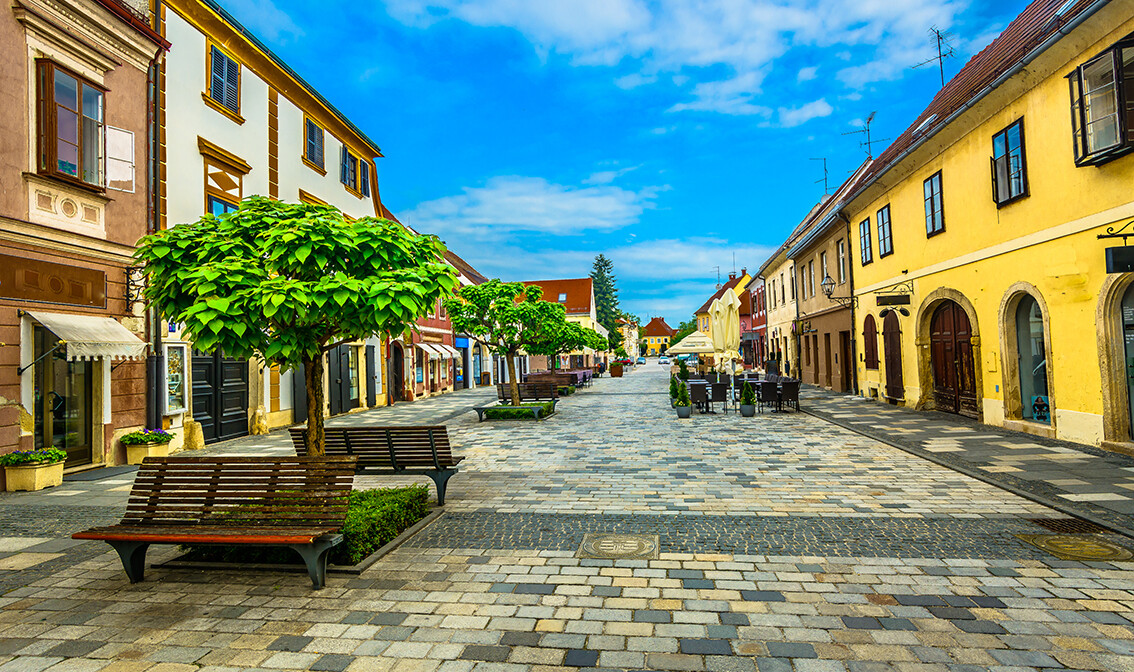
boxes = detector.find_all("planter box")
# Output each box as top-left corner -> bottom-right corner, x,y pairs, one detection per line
740,404 -> 756,417
126,442 -> 171,465
675,405 -> 692,418
610,365 -> 624,378
4,461 -> 64,491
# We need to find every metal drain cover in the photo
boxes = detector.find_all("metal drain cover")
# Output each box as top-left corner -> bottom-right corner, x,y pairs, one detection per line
1016,534 -> 1134,562
578,533 -> 659,559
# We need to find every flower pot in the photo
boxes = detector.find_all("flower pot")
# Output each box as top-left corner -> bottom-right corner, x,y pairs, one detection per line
126,442 -> 170,465
671,398 -> 677,407
675,405 -> 692,418
4,461 -> 64,491
611,365 -> 624,378
740,404 -> 756,417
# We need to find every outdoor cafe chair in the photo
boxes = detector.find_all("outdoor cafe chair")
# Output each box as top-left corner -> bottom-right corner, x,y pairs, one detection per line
710,382 -> 730,413
759,380 -> 779,413
690,383 -> 710,414
780,380 -> 801,412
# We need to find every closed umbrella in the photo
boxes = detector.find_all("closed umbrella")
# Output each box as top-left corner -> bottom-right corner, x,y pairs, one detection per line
709,298 -> 727,369
721,288 -> 742,373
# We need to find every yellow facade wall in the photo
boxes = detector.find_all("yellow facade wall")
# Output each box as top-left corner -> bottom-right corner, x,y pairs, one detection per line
848,3 -> 1134,449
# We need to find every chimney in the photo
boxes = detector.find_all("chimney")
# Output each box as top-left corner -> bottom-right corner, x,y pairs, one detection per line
728,271 -> 736,280
741,267 -> 747,277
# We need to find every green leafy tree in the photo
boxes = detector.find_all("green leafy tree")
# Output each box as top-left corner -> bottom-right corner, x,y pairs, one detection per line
526,310 -> 604,372
135,196 -> 457,456
591,254 -> 621,337
671,317 -> 698,345
615,346 -> 628,359
444,280 -> 555,405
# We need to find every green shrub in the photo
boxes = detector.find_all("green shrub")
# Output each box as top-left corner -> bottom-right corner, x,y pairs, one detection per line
120,428 -> 175,445
675,383 -> 691,407
669,376 -> 679,399
0,448 -> 68,467
483,401 -> 555,420
557,385 -> 576,396
740,382 -> 756,406
677,359 -> 690,381
182,485 -> 430,566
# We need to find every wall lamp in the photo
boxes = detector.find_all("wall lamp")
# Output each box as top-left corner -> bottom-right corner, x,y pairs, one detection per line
820,274 -> 858,308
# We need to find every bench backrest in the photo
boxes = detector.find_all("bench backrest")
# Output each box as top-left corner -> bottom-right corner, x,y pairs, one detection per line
523,373 -> 572,387
497,382 -> 558,399
123,456 -> 357,529
290,426 -> 457,470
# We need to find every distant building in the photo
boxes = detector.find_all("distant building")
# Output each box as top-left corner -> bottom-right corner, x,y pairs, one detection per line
693,270 -> 753,360
643,317 -> 676,356
617,317 -> 640,358
522,278 -> 609,369
741,280 -> 767,368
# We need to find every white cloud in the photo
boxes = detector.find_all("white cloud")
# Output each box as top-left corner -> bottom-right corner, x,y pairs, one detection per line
385,0 -> 972,112
582,165 -> 638,185
775,99 -> 834,128
668,72 -> 771,116
398,175 -> 659,238
222,0 -> 304,42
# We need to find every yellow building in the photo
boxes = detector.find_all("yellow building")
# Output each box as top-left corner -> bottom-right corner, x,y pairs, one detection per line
846,0 -> 1134,451
643,317 -> 675,356
693,272 -> 753,344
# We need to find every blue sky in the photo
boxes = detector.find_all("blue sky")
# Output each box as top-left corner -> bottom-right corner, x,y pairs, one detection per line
221,0 -> 1028,326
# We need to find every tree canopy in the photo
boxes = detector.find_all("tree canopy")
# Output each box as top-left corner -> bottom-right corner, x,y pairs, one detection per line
136,196 -> 457,454
671,317 -> 698,346
527,318 -> 606,371
591,254 -> 621,340
443,280 -> 558,405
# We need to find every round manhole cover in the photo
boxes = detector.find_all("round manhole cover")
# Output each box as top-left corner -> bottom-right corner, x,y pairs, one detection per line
579,533 -> 659,559
1017,534 -> 1134,561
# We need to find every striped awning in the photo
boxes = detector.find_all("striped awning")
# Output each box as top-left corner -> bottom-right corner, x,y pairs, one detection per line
27,310 -> 147,361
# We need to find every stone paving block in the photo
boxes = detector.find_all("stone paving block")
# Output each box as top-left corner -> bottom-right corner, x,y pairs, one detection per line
562,649 -> 598,668
646,653 -> 704,671
458,647 -> 510,663
679,639 -> 732,656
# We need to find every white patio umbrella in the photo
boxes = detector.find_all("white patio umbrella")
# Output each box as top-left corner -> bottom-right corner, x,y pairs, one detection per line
721,288 -> 742,373
667,330 -> 715,354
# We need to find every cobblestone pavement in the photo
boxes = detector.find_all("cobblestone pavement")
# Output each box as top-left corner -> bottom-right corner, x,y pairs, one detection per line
802,388 -> 1134,537
1,365 -> 1133,671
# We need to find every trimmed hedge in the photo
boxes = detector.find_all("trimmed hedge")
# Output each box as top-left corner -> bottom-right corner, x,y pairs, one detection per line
182,485 -> 431,566
483,401 -> 555,420
556,385 -> 576,396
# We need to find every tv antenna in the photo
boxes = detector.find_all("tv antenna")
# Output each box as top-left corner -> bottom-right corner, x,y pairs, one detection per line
713,266 -> 721,289
912,26 -> 956,88
842,111 -> 889,158
810,157 -> 829,194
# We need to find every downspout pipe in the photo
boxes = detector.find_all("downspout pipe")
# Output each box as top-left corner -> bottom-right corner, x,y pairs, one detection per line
145,1 -> 165,431
853,0 -> 1109,201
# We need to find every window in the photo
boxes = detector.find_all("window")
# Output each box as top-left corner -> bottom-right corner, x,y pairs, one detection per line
780,273 -> 786,303
808,261 -> 815,297
207,45 -> 240,115
863,315 -> 879,369
876,206 -> 893,258
837,240 -> 846,284
36,61 -> 104,188
859,218 -> 873,265
340,146 -> 370,196
992,119 -> 1027,205
558,293 -> 567,302
923,171 -> 945,236
360,161 -> 371,197
798,268 -> 806,299
304,116 -> 324,171
820,252 -> 828,285
788,272 -> 794,300
770,279 -> 776,307
207,195 -> 238,216
1068,37 -> 1134,166
1015,295 -> 1050,423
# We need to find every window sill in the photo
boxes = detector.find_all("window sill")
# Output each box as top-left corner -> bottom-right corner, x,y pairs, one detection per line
926,227 -> 946,239
24,171 -> 110,201
200,92 -> 245,125
994,193 -> 1028,209
302,157 -> 327,176
342,183 -> 364,199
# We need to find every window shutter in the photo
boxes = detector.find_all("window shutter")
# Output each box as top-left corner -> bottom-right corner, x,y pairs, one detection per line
1123,46 -> 1134,143
314,127 -> 323,166
210,47 -> 226,105
340,145 -> 348,184
360,162 -> 370,196
224,56 -> 239,112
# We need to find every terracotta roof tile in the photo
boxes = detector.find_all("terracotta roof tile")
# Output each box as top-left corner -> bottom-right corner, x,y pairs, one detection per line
644,317 -> 675,337
522,278 -> 594,315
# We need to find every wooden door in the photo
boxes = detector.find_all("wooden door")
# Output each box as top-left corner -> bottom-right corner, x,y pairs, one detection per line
839,331 -> 852,393
192,350 -> 248,444
930,301 -> 978,417
366,345 -> 378,406
390,344 -> 403,402
882,312 -> 904,400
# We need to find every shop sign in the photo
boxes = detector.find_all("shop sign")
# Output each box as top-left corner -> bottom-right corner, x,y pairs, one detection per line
0,255 -> 106,307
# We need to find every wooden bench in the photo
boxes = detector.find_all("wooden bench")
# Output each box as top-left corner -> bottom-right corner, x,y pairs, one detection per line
496,382 -> 559,402
73,455 -> 357,590
289,426 -> 463,505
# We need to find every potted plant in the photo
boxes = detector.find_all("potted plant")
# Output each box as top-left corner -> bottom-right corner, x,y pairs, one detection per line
121,428 -> 176,465
674,383 -> 692,418
739,382 -> 757,417
1,448 -> 67,491
677,359 -> 690,381
669,376 -> 679,407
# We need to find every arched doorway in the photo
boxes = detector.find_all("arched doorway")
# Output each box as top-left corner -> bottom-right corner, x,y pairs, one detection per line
930,300 -> 978,417
882,312 -> 904,400
389,342 -> 404,402
1122,284 -> 1134,439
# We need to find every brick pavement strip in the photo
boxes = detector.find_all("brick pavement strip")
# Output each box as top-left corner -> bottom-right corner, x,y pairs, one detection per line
0,366 -> 1132,670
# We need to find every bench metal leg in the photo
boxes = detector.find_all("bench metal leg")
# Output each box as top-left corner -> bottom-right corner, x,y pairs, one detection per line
427,469 -> 458,506
108,541 -> 149,583
289,536 -> 341,590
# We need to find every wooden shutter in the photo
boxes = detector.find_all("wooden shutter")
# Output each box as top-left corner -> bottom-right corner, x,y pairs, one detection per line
210,47 -> 226,105
340,145 -> 348,184
360,162 -> 370,196
224,56 -> 239,112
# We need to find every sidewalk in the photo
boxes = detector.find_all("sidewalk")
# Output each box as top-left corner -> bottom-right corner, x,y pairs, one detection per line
802,386 -> 1134,538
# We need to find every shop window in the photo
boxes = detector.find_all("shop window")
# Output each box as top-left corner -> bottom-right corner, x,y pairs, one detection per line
991,119 -> 1028,205
1015,296 -> 1050,423
33,325 -> 93,467
37,61 -> 104,188
1067,35 -> 1134,166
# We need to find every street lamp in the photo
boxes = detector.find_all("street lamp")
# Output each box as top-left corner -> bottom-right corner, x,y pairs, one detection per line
819,273 -> 857,308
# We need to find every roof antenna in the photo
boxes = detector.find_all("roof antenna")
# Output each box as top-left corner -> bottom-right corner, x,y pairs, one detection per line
810,157 -> 829,195
912,26 -> 956,88
842,111 -> 888,159
713,266 -> 721,290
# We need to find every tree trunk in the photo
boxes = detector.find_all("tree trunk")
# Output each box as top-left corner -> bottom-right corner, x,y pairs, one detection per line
303,354 -> 326,457
506,352 -> 521,406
